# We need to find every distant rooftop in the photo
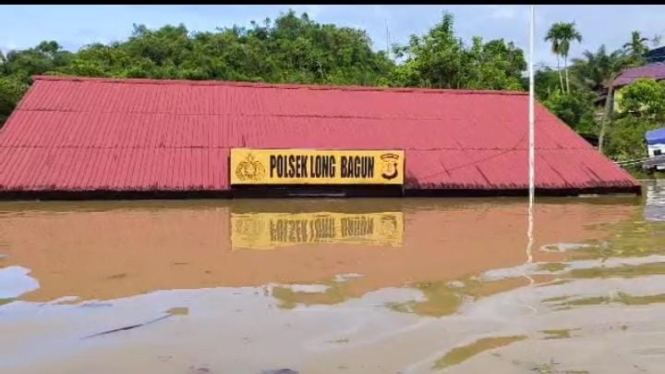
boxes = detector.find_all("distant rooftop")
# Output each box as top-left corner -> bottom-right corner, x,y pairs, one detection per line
612,62 -> 665,87
645,46 -> 665,63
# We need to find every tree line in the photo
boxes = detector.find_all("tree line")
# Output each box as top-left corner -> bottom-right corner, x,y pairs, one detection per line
0,10 -> 662,164
537,22 -> 663,162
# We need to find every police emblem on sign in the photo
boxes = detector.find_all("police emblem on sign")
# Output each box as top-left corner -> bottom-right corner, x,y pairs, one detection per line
380,153 -> 400,180
235,153 -> 266,182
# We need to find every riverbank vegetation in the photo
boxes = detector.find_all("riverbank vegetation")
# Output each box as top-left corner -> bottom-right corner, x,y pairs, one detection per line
0,10 -> 662,164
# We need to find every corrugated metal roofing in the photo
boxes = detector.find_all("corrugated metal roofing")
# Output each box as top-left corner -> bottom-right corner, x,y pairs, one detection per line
0,75 -> 639,194
612,62 -> 665,87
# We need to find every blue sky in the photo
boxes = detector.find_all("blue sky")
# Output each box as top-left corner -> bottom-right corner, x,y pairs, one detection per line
2,5 -> 665,68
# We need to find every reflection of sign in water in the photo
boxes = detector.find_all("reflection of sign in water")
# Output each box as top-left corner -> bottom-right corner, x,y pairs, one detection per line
231,212 -> 404,250
230,149 -> 405,185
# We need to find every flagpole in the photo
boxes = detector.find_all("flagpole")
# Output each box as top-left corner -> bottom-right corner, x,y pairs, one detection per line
527,4 -> 535,264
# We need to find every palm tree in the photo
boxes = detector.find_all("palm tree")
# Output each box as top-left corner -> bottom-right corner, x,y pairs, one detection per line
545,22 -> 583,93
571,45 -> 625,92
545,25 -> 565,92
571,45 -> 631,153
559,23 -> 583,93
623,31 -> 649,61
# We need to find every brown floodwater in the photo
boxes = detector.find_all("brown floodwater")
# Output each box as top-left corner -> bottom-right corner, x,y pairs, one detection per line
1,183 -> 664,373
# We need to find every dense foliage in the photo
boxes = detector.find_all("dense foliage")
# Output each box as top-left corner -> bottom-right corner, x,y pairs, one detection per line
390,13 -> 526,90
543,89 -> 596,134
539,24 -> 661,164
605,79 -> 665,161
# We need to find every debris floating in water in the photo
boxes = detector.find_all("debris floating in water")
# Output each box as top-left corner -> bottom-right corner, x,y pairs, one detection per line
82,306 -> 189,339
167,307 -> 189,316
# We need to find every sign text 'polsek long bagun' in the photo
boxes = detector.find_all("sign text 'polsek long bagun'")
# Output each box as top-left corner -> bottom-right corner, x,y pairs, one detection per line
231,149 -> 405,185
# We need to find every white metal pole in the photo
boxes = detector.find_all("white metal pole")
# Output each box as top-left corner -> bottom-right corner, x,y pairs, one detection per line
527,5 -> 535,264
529,5 -> 535,208
385,19 -> 391,58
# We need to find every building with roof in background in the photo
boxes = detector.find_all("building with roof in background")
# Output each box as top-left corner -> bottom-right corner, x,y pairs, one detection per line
0,76 -> 640,198
645,46 -> 665,64
613,63 -> 665,88
608,62 -> 665,113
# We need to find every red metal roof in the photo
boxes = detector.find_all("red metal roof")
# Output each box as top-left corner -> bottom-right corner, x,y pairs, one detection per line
0,76 -> 639,193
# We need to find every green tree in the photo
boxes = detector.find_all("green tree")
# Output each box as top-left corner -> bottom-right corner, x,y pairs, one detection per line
616,78 -> 665,119
391,12 -> 526,90
0,41 -> 73,127
545,26 -> 565,92
0,10 -> 397,127
391,13 -> 466,88
462,38 -> 526,90
533,65 -> 563,101
571,45 -> 627,93
2,41 -> 72,79
605,79 -> 665,161
623,31 -> 650,63
571,45 -> 633,153
0,76 -> 29,125
57,11 -> 394,86
545,22 -> 583,93
605,117 -> 656,161
543,89 -> 596,134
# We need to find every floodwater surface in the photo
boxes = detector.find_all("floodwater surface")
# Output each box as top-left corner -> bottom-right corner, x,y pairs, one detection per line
1,183 -> 664,373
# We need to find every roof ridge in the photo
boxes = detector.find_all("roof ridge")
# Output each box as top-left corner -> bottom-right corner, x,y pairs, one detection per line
32,75 -> 528,96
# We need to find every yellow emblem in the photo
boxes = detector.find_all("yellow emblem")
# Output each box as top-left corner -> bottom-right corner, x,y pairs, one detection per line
377,214 -> 399,237
235,153 -> 266,182
380,153 -> 400,180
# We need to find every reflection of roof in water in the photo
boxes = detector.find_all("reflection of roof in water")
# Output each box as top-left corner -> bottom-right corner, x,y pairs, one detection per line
0,199 -> 637,302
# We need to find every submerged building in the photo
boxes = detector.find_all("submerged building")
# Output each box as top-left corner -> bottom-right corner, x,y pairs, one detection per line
0,76 -> 640,198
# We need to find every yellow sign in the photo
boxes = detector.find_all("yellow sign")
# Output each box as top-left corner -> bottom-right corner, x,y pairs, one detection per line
231,149 -> 404,185
231,212 -> 404,250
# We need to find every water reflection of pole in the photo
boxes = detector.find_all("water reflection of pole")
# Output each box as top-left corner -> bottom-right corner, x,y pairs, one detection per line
518,6 -> 537,316
513,6 -> 537,316
526,4 -> 535,265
